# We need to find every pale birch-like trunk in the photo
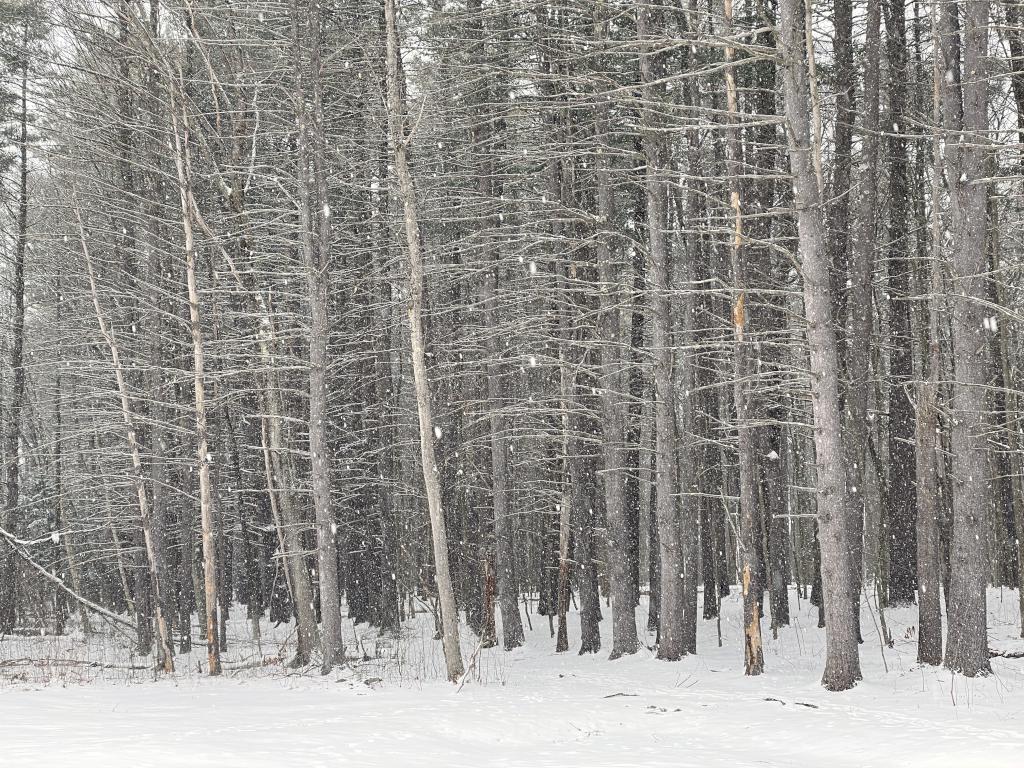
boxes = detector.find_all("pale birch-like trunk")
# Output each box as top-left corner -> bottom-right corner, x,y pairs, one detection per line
171,100 -> 221,677
383,0 -> 464,682
73,206 -> 174,672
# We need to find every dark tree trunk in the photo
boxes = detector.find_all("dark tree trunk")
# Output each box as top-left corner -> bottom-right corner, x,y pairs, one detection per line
883,0 -> 918,606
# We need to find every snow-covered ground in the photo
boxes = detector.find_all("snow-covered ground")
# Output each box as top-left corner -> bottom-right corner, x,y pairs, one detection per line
2,588 -> 1023,767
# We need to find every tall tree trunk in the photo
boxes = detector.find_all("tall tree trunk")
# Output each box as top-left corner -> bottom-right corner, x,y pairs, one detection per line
915,64 -> 944,660
595,56 -> 635,662
1001,0 -> 1024,640
467,0 -> 524,651
0,46 -> 29,635
293,0 -> 343,671
939,0 -> 992,677
171,101 -> 221,677
778,0 -> 862,690
845,0 -> 881,622
883,0 -> 919,606
639,1 -> 681,662
383,0 -> 464,682
723,0 -> 763,676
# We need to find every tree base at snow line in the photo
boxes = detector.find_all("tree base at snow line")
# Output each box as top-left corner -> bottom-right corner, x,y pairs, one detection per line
502,634 -> 524,652
579,638 -> 600,655
943,661 -> 992,677
821,658 -> 862,692
656,648 -> 685,662
288,650 -> 311,669
608,643 -> 639,661
918,644 -> 942,667
944,649 -> 992,678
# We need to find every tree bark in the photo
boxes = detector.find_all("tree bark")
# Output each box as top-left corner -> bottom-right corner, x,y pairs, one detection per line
939,0 -> 992,677
723,0 -> 763,675
292,0 -> 343,671
383,0 -> 464,682
883,0 -> 919,606
171,100 -> 221,677
639,1 -> 682,662
0,46 -> 29,635
778,0 -> 862,690
73,205 -> 174,672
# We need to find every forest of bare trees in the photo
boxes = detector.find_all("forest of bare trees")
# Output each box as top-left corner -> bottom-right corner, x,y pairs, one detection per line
0,0 -> 1023,697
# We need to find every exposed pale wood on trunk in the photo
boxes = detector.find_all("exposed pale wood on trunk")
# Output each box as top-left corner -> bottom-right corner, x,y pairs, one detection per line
723,0 -> 763,676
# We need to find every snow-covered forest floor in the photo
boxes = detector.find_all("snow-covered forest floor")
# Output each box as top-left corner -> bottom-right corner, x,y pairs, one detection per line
1,587 -> 1022,767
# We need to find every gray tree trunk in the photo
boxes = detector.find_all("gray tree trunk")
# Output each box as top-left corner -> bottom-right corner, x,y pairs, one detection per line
171,99 -> 221,677
384,0 -> 465,682
778,0 -> 862,690
939,0 -> 992,677
723,0 -> 763,675
638,1 -> 682,662
292,0 -> 343,671
847,0 -> 881,616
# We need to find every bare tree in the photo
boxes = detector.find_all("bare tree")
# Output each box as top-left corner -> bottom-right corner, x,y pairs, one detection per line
939,0 -> 993,677
383,0 -> 464,682
778,0 -> 862,690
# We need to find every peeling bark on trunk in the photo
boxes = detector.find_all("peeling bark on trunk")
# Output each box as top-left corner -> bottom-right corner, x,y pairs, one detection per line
724,0 -> 763,675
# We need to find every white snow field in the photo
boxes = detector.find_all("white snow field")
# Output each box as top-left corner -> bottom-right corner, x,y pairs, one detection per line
1,588 -> 1022,768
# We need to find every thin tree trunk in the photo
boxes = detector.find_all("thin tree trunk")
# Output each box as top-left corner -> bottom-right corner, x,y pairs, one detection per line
292,0 -> 343,671
914,7 -> 945,666
383,0 -> 464,682
259,386 -> 319,664
171,100 -> 221,677
999,0 -> 1024,640
53,282 -> 91,635
0,48 -> 29,635
467,0 -> 524,650
723,0 -> 763,676
73,205 -> 174,672
595,89 -> 635,662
